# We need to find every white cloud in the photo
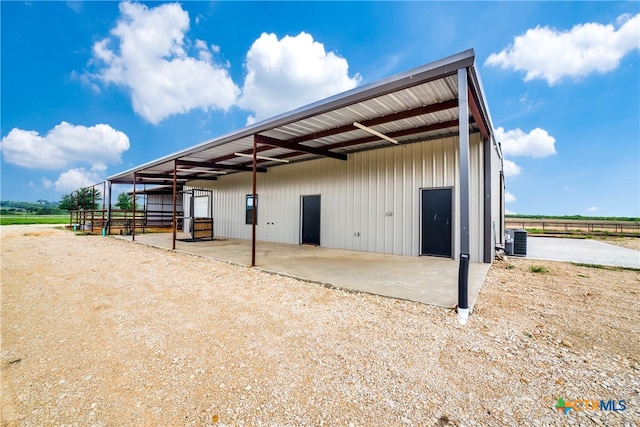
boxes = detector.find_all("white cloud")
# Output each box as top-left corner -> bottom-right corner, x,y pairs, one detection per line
1,122 -> 129,170
54,165 -> 105,192
41,178 -> 53,189
89,2 -> 239,124
505,208 -> 517,215
503,159 -> 522,177
485,13 -> 640,85
587,206 -> 599,213
495,127 -> 556,158
238,32 -> 361,124
85,5 -> 362,126
505,191 -> 517,204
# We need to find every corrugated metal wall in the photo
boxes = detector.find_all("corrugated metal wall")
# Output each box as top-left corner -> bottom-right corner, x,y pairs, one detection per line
491,143 -> 505,246
146,194 -> 183,227
187,133 -> 489,262
147,194 -> 182,213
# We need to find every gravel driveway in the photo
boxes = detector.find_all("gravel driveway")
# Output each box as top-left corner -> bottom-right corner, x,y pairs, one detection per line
2,226 -> 638,425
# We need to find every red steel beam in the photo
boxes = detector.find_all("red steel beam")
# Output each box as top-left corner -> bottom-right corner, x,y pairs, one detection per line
286,98 -> 459,144
467,86 -> 490,141
254,134 -> 347,161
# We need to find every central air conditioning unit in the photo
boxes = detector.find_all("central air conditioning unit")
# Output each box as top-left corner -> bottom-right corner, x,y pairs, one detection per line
505,229 -> 527,256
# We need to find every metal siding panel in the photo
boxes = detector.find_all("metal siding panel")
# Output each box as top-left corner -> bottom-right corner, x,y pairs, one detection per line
393,146 -> 402,255
376,149 -> 385,253
478,137 -> 485,262
334,158 -> 345,249
320,160 -> 331,247
384,149 -> 392,253
410,143 -> 420,256
478,134 -> 486,261
357,152 -> 366,251
205,136 -> 469,257
347,154 -> 355,250
359,151 -> 370,251
364,151 -> 374,252
340,156 -> 350,249
368,150 -> 377,251
433,139 -> 441,187
401,146 -> 409,255
492,143 -> 504,245
213,173 -> 253,240
356,155 -> 365,249
469,134 -> 482,262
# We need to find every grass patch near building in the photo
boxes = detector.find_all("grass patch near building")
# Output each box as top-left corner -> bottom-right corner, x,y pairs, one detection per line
529,265 -> 548,274
0,214 -> 70,226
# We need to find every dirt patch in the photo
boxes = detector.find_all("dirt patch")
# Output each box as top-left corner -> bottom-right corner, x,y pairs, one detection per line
21,230 -> 58,237
594,236 -> 640,251
1,225 -> 638,426
475,258 -> 639,359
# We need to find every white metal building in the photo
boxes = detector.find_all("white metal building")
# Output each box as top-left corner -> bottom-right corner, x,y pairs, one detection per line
188,132 -> 499,262
107,49 -> 504,318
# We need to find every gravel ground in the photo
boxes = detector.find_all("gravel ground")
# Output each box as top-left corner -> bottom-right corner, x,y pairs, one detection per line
593,237 -> 639,251
1,225 -> 639,426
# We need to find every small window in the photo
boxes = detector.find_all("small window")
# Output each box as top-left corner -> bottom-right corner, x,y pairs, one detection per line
245,194 -> 257,225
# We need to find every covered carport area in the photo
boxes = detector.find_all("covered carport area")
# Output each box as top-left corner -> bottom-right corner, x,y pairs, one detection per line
106,49 -> 502,323
117,232 -> 491,309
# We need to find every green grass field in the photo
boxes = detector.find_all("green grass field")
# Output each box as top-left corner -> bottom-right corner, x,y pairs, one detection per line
0,214 -> 70,226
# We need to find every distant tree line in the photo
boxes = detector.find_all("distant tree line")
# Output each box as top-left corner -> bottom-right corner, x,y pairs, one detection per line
0,200 -> 65,215
2,187 -> 139,215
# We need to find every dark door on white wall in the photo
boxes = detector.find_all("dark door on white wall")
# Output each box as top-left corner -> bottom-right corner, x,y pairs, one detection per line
421,188 -> 452,257
301,195 -> 321,246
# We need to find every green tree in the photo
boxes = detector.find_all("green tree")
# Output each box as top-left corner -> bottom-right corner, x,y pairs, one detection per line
115,192 -> 134,210
76,188 -> 100,210
58,194 -> 73,211
59,188 -> 102,211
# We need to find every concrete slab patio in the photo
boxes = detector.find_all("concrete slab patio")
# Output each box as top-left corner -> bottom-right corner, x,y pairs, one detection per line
116,232 -> 491,309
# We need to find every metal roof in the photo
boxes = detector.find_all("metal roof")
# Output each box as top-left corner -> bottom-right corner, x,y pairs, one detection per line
108,49 -> 497,185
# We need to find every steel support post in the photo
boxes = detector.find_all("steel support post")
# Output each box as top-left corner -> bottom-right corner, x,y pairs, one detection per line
172,160 -> 177,250
251,135 -> 258,267
458,67 -> 471,324
132,173 -> 136,241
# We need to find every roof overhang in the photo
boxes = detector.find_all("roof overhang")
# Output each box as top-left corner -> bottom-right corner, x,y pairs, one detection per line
108,49 -> 498,185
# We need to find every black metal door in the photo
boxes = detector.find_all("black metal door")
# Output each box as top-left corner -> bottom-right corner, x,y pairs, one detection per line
421,188 -> 452,257
301,195 -> 321,245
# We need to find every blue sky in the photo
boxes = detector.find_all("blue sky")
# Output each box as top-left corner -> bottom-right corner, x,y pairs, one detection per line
1,1 -> 639,216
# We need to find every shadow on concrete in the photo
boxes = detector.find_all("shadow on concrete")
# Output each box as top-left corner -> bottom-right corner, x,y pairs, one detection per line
117,233 -> 491,309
